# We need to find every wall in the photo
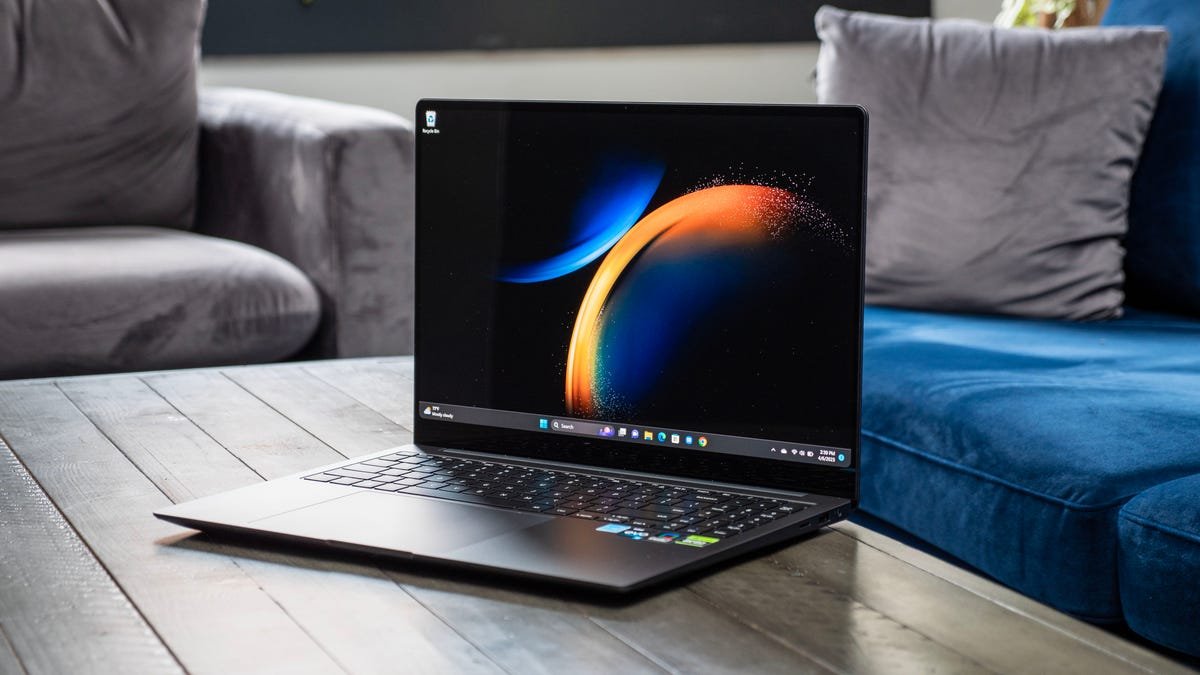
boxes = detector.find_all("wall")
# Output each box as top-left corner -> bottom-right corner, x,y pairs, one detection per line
199,0 -> 1000,121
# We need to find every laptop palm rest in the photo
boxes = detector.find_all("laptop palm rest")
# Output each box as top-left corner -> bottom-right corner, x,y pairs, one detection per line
251,491 -> 551,556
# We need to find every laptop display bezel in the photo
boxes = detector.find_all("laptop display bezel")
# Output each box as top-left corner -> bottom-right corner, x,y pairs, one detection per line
412,99 -> 865,502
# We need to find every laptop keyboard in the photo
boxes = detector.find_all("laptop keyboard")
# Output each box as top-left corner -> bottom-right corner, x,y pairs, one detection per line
303,449 -> 811,541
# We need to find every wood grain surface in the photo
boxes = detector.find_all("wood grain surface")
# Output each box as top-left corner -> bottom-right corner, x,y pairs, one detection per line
0,436 -> 179,675
0,358 -> 1192,675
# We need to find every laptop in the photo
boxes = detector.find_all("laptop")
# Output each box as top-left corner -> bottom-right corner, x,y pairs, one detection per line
155,100 -> 867,592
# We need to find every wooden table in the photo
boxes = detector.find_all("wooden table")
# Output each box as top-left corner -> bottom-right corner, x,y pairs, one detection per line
0,358 -> 1190,675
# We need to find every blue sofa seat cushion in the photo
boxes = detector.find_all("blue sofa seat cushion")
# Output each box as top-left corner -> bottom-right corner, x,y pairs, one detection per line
0,227 -> 320,379
861,306 -> 1200,620
1118,474 -> 1200,655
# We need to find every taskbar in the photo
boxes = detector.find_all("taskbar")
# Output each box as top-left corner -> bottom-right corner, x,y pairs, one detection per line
418,401 -> 851,468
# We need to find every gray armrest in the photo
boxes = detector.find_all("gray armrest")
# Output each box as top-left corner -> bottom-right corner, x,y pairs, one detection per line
194,87 -> 414,357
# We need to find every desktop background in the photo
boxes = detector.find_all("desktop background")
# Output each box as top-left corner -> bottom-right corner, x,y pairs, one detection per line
418,104 -> 863,449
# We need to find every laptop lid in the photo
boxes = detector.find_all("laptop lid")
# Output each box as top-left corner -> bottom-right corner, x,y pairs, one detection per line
413,100 -> 865,501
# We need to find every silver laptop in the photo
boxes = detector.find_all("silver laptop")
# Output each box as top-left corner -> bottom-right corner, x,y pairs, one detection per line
156,100 -> 868,592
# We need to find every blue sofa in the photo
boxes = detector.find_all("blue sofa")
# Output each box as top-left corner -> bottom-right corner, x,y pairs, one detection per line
859,0 -> 1200,656
861,308 -> 1200,655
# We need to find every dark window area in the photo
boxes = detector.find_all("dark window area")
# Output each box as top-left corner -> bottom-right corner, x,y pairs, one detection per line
202,0 -> 932,56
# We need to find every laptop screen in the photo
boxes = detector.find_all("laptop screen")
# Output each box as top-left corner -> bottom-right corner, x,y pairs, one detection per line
414,101 -> 865,498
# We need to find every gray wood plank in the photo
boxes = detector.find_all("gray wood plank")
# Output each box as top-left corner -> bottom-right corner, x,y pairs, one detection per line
0,437 -> 180,675
303,358 -> 415,430
55,375 -> 502,675
0,623 -> 27,675
141,370 -> 345,480
0,382 -> 346,674
57,376 -> 262,503
223,365 -> 412,456
349,569 -> 668,675
384,568 -> 837,675
755,526 -> 1167,675
829,523 -> 1196,675
689,532 -> 995,674
173,537 -> 502,675
588,591 -> 835,675
377,555 -> 841,675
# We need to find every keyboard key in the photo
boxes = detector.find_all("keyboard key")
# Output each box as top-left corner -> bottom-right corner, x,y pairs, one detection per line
328,468 -> 377,480
614,508 -> 673,521
344,463 -> 383,473
399,485 -> 523,509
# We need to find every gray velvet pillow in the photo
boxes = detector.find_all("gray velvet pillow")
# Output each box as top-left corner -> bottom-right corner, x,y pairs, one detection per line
0,0 -> 204,229
815,7 -> 1168,320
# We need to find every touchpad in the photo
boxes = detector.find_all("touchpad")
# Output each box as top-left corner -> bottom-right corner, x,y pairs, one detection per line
251,491 -> 550,555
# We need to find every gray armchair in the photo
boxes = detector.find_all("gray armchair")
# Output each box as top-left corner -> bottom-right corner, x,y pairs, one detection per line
0,0 -> 414,379
195,88 -> 415,359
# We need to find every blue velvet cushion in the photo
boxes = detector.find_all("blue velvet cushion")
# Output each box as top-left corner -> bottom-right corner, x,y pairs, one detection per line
1118,474 -> 1200,656
861,306 -> 1200,622
1104,2 -> 1200,315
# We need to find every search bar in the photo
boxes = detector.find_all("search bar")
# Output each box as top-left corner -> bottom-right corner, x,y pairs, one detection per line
551,419 -> 615,437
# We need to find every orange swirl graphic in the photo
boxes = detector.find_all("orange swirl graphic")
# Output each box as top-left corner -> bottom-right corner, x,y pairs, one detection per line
565,184 -> 798,415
